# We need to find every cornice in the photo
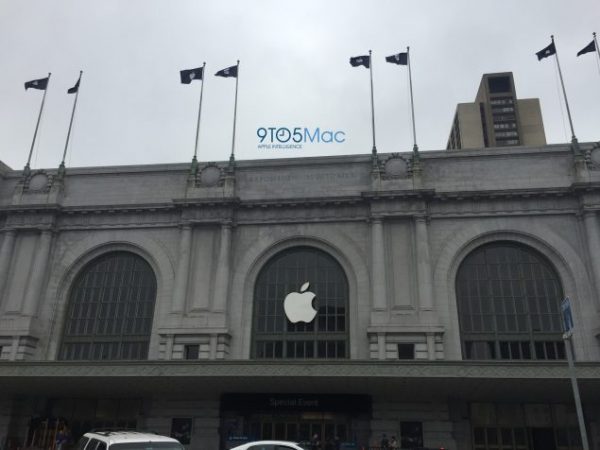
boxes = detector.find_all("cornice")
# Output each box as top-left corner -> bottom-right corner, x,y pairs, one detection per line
239,196 -> 365,209
0,360 -> 598,379
3,203 -> 62,213
2,184 -> 600,221
571,181 -> 600,192
362,190 -> 435,200
433,187 -> 575,201
173,197 -> 240,207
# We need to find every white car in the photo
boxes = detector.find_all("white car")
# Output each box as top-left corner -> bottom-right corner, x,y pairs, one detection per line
229,440 -> 306,450
75,431 -> 184,450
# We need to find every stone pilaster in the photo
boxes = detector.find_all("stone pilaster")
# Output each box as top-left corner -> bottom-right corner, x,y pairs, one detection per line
171,224 -> 192,313
415,215 -> 434,310
212,221 -> 232,312
583,211 -> 600,309
22,229 -> 53,316
371,217 -> 387,310
0,229 -> 17,306
426,332 -> 436,360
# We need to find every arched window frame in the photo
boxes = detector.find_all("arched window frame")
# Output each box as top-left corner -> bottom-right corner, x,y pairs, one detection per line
251,246 -> 349,359
456,241 -> 566,360
59,251 -> 157,361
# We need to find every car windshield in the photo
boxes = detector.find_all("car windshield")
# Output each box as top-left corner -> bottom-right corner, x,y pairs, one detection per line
111,443 -> 184,450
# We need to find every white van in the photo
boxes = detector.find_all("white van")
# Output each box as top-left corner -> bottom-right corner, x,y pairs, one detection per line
75,431 -> 185,450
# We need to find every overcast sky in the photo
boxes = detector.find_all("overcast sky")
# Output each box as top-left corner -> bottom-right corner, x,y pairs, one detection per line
1,0 -> 599,171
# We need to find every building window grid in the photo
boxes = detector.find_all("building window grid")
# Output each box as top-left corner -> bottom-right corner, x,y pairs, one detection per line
397,343 -> 415,360
253,247 -> 349,359
496,139 -> 520,146
474,426 -> 582,450
184,344 -> 200,360
457,243 -> 565,360
489,97 -> 514,106
493,114 -> 517,122
473,427 -> 528,450
60,252 -> 157,361
493,122 -> 517,130
495,131 -> 519,138
492,106 -> 515,114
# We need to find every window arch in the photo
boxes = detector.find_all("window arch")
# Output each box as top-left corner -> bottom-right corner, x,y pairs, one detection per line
456,241 -> 565,360
59,251 -> 157,360
252,246 -> 349,359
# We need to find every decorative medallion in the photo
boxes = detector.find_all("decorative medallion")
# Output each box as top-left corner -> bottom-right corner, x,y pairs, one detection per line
589,145 -> 600,168
197,163 -> 224,187
26,171 -> 51,192
382,153 -> 410,179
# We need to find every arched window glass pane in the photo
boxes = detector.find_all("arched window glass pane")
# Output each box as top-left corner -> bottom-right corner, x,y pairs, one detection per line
456,242 -> 565,360
252,246 -> 349,359
59,251 -> 157,360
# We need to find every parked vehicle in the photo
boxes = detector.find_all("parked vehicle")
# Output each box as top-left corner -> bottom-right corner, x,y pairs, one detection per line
75,430 -> 184,450
229,440 -> 306,450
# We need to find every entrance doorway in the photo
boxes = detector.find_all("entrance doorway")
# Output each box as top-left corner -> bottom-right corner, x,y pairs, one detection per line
246,415 -> 348,448
530,428 -> 557,450
221,393 -> 371,450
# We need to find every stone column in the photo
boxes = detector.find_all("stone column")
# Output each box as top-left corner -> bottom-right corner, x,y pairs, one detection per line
10,336 -> 20,361
377,333 -> 386,360
209,334 -> 218,360
426,332 -> 436,360
213,222 -> 232,312
171,224 -> 192,313
371,217 -> 387,310
0,229 -> 17,305
22,229 -> 53,316
583,211 -> 600,308
415,216 -> 434,310
164,334 -> 174,360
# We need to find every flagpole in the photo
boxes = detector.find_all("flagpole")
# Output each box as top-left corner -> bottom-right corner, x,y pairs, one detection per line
407,46 -> 418,153
594,32 -> 600,75
191,62 -> 206,174
551,35 -> 577,144
229,60 -> 239,170
59,71 -> 82,175
25,72 -> 51,175
369,50 -> 377,156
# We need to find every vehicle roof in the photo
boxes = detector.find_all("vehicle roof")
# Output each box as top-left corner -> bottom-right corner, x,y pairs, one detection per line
231,441 -> 301,450
84,431 -> 180,445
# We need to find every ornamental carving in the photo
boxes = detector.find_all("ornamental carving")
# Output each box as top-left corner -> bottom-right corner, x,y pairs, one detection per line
586,143 -> 600,170
23,170 -> 52,192
195,163 -> 224,187
382,154 -> 410,179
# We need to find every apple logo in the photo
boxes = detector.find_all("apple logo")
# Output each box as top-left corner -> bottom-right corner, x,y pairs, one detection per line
283,282 -> 317,323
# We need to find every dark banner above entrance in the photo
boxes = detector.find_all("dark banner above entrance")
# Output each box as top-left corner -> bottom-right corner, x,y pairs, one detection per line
221,393 -> 371,414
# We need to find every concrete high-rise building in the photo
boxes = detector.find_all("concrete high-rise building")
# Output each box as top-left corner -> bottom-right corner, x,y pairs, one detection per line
447,72 -> 547,149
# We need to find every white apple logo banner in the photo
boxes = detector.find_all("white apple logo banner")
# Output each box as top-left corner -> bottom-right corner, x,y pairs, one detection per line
283,281 -> 317,323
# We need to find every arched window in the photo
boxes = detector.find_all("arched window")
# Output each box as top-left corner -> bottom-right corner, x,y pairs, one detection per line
59,251 -> 157,360
456,242 -> 565,360
252,246 -> 349,359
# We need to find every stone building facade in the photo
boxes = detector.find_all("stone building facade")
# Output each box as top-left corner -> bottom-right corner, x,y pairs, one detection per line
0,143 -> 599,450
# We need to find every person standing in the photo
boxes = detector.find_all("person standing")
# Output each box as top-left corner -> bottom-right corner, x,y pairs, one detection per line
380,434 -> 389,450
55,419 -> 70,450
311,434 -> 321,450
389,436 -> 398,450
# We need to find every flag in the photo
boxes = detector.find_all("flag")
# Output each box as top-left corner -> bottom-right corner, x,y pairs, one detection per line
577,40 -> 596,57
350,55 -> 370,68
536,42 -> 556,60
24,77 -> 49,90
180,67 -> 204,84
386,52 -> 408,65
67,78 -> 80,94
215,65 -> 238,78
